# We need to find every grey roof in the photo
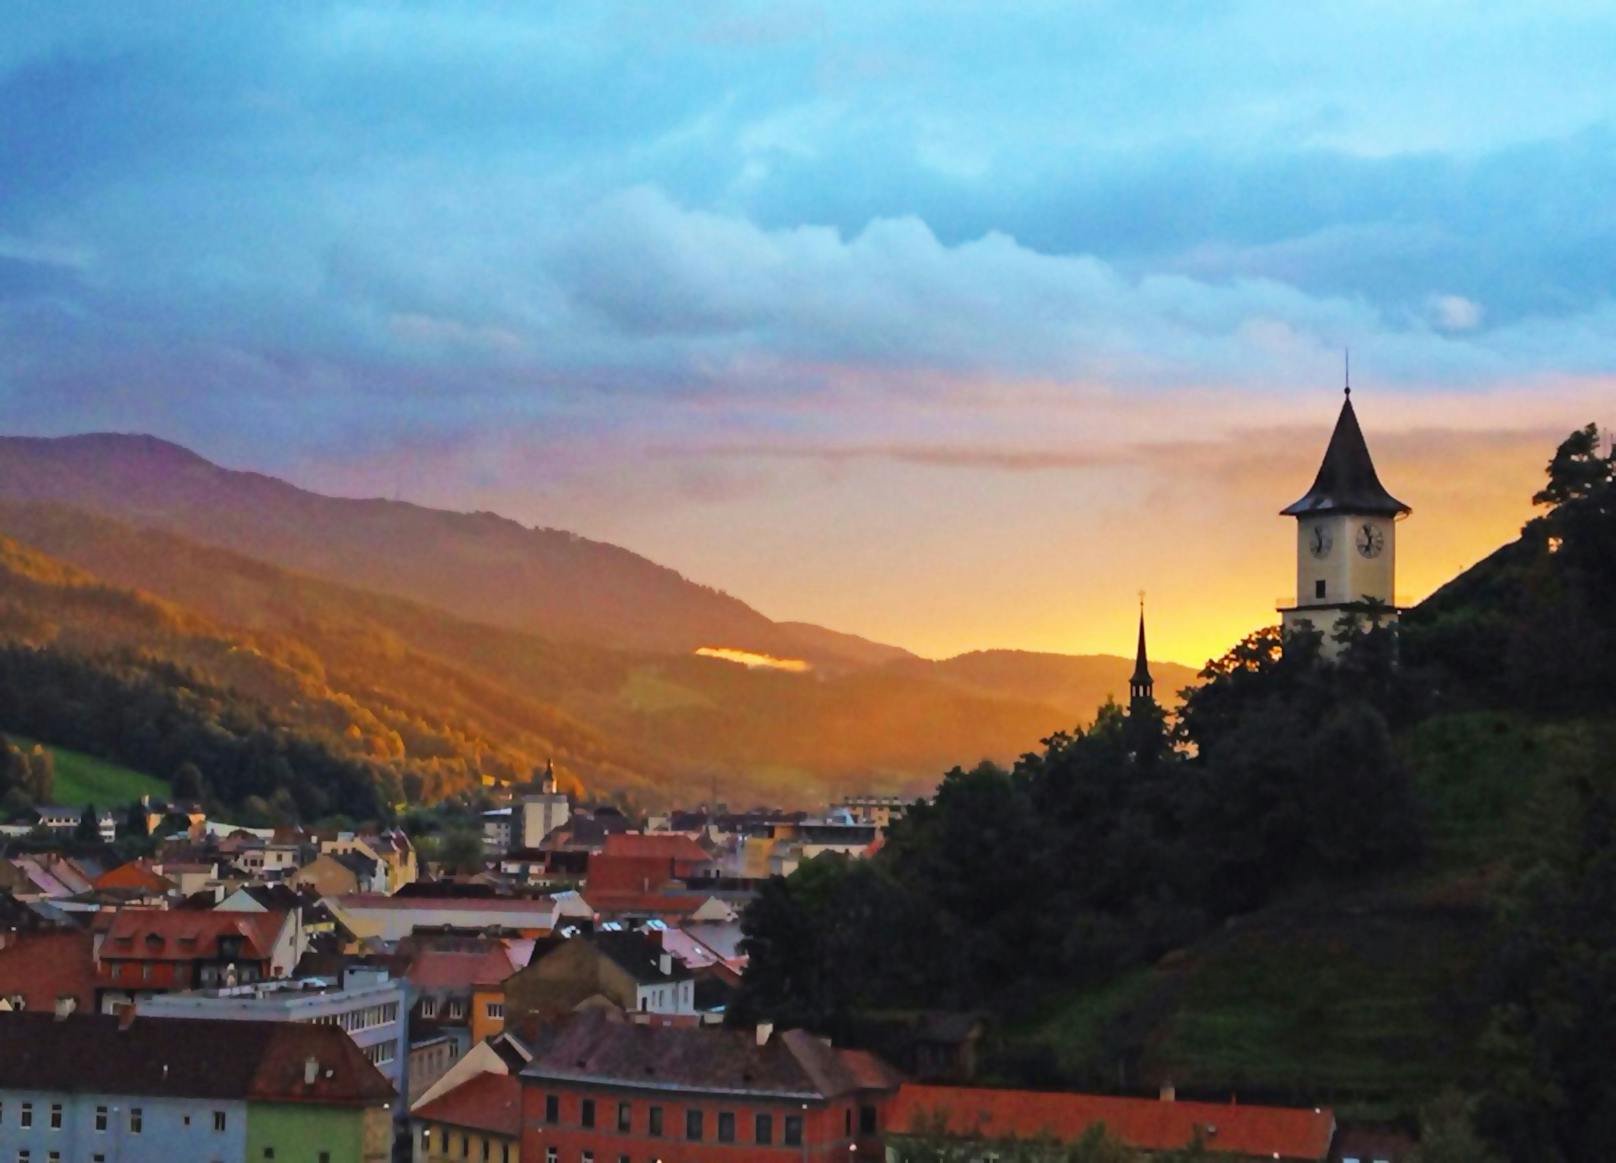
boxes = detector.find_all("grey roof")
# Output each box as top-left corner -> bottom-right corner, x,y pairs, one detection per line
1281,393 -> 1410,518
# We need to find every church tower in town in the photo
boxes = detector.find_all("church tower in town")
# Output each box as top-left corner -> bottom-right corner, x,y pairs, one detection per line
1279,387 -> 1410,657
1129,597 -> 1154,715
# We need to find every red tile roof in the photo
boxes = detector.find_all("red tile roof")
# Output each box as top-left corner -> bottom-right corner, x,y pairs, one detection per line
582,890 -> 717,921
413,1071 -> 521,1137
0,930 -> 98,1012
584,854 -> 682,895
407,946 -> 517,990
601,833 -> 711,864
94,860 -> 175,894
887,1085 -> 1335,1161
100,908 -> 286,962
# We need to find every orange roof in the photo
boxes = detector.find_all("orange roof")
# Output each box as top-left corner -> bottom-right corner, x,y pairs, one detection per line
887,1084 -> 1335,1161
601,833 -> 710,864
585,854 -> 682,895
94,860 -> 175,894
413,1071 -> 521,1137
100,908 -> 286,962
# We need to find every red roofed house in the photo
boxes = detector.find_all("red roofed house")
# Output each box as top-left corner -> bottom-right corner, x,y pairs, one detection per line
413,1070 -> 522,1163
516,1009 -> 903,1163
95,907 -> 295,1011
94,858 -> 176,896
885,1083 -> 1337,1161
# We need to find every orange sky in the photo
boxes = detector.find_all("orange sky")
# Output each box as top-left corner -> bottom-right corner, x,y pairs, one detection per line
295,376 -> 1604,671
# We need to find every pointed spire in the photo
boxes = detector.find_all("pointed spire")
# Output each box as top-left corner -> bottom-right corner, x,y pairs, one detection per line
1130,594 -> 1154,706
1280,391 -> 1410,518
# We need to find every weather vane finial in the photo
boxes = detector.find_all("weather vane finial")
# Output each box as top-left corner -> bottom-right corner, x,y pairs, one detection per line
1138,589 -> 1145,612
1344,348 -> 1351,397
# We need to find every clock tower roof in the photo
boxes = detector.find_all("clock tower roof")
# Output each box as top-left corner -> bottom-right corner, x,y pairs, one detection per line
1281,391 -> 1410,518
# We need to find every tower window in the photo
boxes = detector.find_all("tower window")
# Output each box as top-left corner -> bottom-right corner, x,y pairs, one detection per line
1315,579 -> 1327,600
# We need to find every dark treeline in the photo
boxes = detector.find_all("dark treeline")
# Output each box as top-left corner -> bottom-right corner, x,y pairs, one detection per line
736,425 -> 1616,1161
0,644 -> 397,822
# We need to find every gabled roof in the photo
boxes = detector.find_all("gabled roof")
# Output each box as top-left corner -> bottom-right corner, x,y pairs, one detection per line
100,908 -> 286,961
412,1071 -> 522,1137
888,1084 -> 1335,1161
1281,393 -> 1409,518
94,860 -> 175,894
521,1008 -> 901,1100
0,1011 -> 393,1104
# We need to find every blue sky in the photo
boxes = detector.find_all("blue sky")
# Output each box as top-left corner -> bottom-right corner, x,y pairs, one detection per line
2,3 -> 1613,661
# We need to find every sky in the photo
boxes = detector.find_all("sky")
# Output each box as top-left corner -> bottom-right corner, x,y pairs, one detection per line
3,3 -> 1613,666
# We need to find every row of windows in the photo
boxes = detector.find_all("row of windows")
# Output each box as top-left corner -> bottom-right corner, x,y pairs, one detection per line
364,1041 -> 398,1065
0,1102 -> 225,1134
420,998 -> 466,1021
419,1126 -> 512,1162
313,1001 -> 400,1032
539,1096 -> 805,1146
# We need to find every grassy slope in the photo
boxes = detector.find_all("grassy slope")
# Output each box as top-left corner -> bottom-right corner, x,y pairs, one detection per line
1017,710 -> 1606,1119
5,733 -> 168,807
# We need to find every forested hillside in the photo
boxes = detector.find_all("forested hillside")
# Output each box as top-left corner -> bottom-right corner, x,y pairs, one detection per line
0,503 -> 1174,811
736,423 -> 1616,1160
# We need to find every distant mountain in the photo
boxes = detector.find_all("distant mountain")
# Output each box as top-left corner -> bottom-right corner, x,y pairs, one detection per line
0,501 -> 1170,805
888,648 -> 1198,720
775,622 -> 918,668
0,434 -> 825,661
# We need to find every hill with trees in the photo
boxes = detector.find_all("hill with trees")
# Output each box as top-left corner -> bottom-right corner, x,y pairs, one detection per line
0,501 -> 1187,813
734,423 -> 1616,1160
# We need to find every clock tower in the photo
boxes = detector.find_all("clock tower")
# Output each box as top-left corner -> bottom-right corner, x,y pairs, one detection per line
1279,388 -> 1410,656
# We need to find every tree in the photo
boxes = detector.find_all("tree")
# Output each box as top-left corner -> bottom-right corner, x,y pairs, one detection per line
123,800 -> 150,839
172,760 -> 206,802
74,802 -> 101,845
1474,779 -> 1616,1161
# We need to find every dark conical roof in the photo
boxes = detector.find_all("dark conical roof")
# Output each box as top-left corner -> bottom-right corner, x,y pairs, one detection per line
1280,392 -> 1410,517
1131,607 -> 1152,685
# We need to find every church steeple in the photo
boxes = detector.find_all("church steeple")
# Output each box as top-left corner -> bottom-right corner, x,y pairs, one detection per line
1281,390 -> 1410,519
1129,596 -> 1154,710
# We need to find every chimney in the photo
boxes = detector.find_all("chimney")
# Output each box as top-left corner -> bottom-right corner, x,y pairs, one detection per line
53,995 -> 77,1021
1159,1082 -> 1176,1103
755,1021 -> 774,1047
304,1056 -> 319,1086
116,1003 -> 136,1031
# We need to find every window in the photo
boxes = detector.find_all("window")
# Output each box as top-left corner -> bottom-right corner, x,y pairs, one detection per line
483,1141 -> 490,1161
141,963 -> 153,981
610,1101 -> 629,1132
130,1108 -> 143,1134
448,999 -> 465,1019
545,1150 -> 558,1163
20,1103 -> 32,1128
485,1001 -> 503,1019
784,1115 -> 803,1146
49,1104 -> 62,1129
96,1106 -> 108,1131
686,1109 -> 704,1141
718,1112 -> 735,1143
213,1111 -> 227,1132
860,1105 -> 877,1135
845,1109 -> 852,1136
582,1154 -> 594,1163
545,1094 -> 559,1123
19,1151 -> 30,1163
648,1106 -> 663,1137
422,998 -> 438,1019
1315,579 -> 1327,599
755,1113 -> 773,1145
581,1098 -> 595,1128
48,1155 -> 59,1163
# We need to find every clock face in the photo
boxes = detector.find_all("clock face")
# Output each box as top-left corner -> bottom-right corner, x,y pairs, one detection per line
1308,525 -> 1332,559
1356,522 -> 1385,558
